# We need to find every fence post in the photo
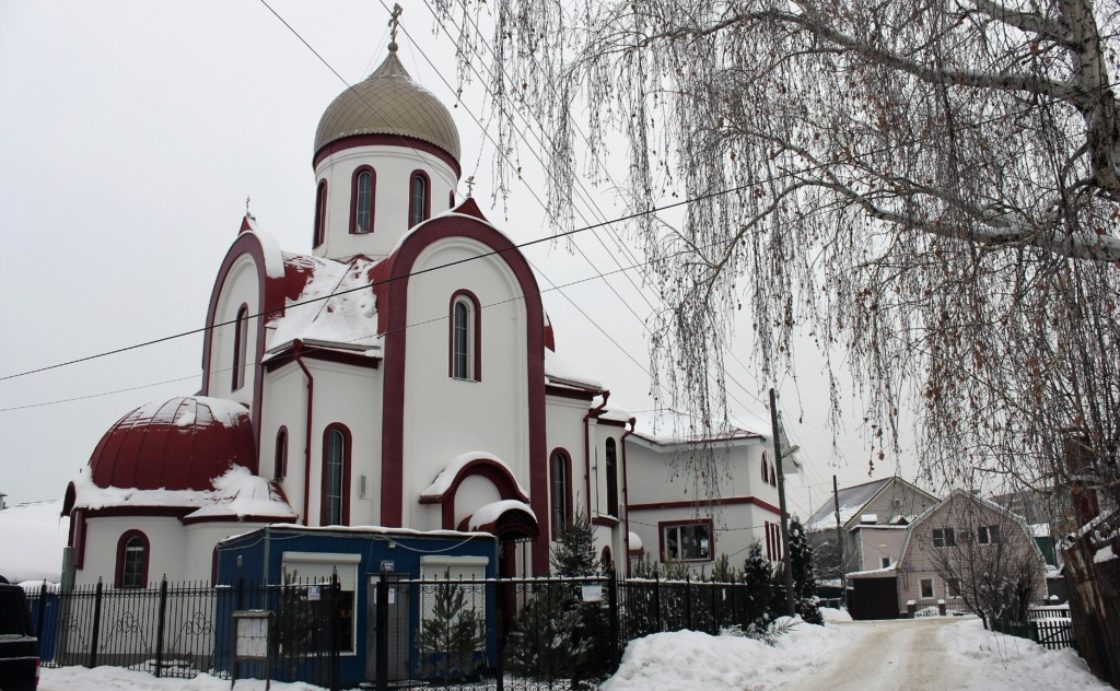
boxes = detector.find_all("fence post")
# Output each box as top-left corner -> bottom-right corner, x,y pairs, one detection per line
685,574 -> 692,631
653,573 -> 662,633
608,571 -> 620,670
375,574 -> 388,691
495,575 -> 505,691
729,575 -> 738,629
154,577 -> 168,678
35,581 -> 47,640
710,580 -> 719,634
88,578 -> 103,669
330,573 -> 340,691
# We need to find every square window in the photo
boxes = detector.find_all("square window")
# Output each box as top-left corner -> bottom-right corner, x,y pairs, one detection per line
947,579 -> 961,598
979,525 -> 1000,545
920,578 -> 934,599
932,528 -> 956,548
662,522 -> 712,562
881,557 -> 891,569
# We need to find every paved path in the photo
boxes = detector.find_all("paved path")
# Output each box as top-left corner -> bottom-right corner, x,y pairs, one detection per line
791,618 -> 968,691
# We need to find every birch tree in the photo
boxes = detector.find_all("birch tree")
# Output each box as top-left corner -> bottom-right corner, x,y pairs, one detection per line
435,0 -> 1120,509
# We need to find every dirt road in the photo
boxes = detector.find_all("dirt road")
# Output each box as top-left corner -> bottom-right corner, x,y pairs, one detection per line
790,618 -> 968,691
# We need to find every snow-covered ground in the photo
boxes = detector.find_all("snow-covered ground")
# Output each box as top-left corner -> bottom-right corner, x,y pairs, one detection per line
38,610 -> 1109,690
0,499 -> 66,583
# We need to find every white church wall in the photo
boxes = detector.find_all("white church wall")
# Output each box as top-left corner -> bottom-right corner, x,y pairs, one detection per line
262,362 -> 309,520
452,475 -> 503,529
400,237 -> 531,530
183,523 -> 245,583
207,253 -> 261,406
314,146 -> 457,261
544,396 -> 592,541
77,516 -> 185,588
304,359 -> 381,527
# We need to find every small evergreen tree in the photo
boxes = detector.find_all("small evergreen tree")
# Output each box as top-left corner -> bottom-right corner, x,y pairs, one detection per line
417,572 -> 485,684
789,518 -> 822,625
742,542 -> 774,629
551,510 -> 597,576
504,587 -> 590,688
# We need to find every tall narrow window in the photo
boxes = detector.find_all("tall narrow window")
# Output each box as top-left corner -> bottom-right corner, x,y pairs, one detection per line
231,304 -> 249,391
448,290 -> 481,381
761,453 -> 768,482
350,166 -> 375,234
408,171 -> 430,227
551,450 -> 570,540
275,427 -> 288,479
313,179 -> 328,246
115,530 -> 149,588
605,438 -> 619,517
321,424 -> 351,525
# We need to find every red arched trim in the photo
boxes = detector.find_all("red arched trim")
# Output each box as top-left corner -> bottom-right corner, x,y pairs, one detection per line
320,423 -> 352,526
115,529 -> 150,588
377,214 -> 547,572
349,165 -> 376,234
549,448 -> 573,540
407,170 -> 432,227
275,426 -> 288,480
448,289 -> 482,381
421,457 -> 530,530
232,303 -> 249,391
313,179 -> 328,247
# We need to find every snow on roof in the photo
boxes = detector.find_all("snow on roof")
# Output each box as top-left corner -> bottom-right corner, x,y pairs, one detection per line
128,395 -> 249,428
845,564 -> 897,578
628,408 -> 766,446
1031,523 -> 1052,538
267,254 -> 380,350
544,348 -> 602,390
628,531 -> 643,552
599,407 -> 634,424
860,513 -> 878,523
70,464 -> 294,519
244,229 -> 286,279
467,499 -> 536,531
420,452 -> 529,500
806,478 -> 891,532
0,500 -> 68,583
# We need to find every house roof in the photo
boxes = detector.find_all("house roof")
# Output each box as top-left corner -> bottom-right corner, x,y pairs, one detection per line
628,408 -> 766,448
806,476 -> 939,532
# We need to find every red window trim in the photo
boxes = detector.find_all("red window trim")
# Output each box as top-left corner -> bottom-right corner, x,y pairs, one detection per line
313,179 -> 328,247
320,422 -> 353,526
348,165 -> 376,234
68,508 -> 87,568
232,303 -> 249,391
115,529 -> 150,588
549,447 -> 573,540
447,289 -> 482,381
658,518 -> 715,563
275,425 -> 288,479
761,451 -> 768,482
408,170 -> 432,227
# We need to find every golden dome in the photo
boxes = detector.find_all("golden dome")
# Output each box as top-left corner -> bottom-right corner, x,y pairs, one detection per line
313,48 -> 460,162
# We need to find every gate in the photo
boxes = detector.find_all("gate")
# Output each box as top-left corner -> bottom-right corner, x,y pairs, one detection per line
848,576 -> 899,620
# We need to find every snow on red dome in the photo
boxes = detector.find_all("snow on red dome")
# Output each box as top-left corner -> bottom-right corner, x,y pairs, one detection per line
88,396 -> 256,491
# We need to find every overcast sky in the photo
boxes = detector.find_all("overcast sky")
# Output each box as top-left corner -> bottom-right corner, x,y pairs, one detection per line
0,1 -> 920,520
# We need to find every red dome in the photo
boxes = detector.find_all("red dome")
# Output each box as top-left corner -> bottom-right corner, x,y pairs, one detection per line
88,397 -> 257,491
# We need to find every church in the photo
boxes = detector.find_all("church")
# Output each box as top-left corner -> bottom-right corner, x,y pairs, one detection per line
60,37 -> 794,590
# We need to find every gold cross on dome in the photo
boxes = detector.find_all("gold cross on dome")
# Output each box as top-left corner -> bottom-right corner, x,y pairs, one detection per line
245,195 -> 251,215
466,175 -> 476,197
389,3 -> 402,45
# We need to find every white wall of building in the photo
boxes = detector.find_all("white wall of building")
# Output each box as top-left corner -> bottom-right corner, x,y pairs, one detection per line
544,396 -> 593,541
207,253 -> 261,406
400,237 -> 530,530
313,146 -> 458,261
76,516 -> 185,588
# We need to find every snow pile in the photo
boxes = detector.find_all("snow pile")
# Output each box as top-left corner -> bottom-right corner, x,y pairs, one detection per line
941,618 -> 1111,689
268,254 -> 380,350
70,465 -> 294,519
544,348 -> 602,389
467,500 -> 536,530
41,666 -> 322,690
602,617 -> 848,691
0,500 -> 68,583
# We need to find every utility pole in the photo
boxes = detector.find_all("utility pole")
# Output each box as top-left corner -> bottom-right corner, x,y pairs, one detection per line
770,388 -> 795,616
833,475 -> 844,575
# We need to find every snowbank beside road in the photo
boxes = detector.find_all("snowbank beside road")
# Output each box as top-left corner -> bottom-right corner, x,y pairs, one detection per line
941,617 -> 1111,690
40,666 -> 321,691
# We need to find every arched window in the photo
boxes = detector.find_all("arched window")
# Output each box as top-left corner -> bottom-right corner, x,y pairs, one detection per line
605,438 -> 619,517
312,179 -> 328,247
115,530 -> 149,588
408,170 -> 430,227
231,304 -> 249,391
321,424 -> 351,525
448,189 -> 455,208
275,427 -> 288,479
550,449 -> 571,540
761,452 -> 768,483
449,290 -> 481,381
350,166 -> 375,234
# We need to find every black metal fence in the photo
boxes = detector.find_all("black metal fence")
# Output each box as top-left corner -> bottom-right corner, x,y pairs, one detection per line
27,573 -> 776,690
